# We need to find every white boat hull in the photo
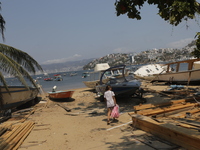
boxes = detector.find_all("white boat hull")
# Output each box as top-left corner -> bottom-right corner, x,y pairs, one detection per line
0,86 -> 39,110
152,69 -> 200,84
134,64 -> 167,81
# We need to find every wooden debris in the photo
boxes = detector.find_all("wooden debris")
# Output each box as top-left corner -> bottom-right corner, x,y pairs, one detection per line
0,121 -> 35,150
131,114 -> 200,150
130,95 -> 200,150
57,103 -> 71,112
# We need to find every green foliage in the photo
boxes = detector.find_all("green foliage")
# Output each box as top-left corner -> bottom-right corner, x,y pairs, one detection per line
0,43 -> 43,90
191,32 -> 200,58
115,0 -> 200,26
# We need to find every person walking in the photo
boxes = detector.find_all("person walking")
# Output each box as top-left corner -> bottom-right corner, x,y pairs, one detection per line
104,85 -> 117,125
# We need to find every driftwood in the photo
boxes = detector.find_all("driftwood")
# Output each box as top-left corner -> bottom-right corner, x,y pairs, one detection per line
57,103 -> 71,112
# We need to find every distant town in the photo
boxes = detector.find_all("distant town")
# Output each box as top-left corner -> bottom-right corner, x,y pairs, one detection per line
40,40 -> 196,74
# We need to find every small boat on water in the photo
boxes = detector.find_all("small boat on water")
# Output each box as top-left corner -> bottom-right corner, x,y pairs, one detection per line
96,65 -> 142,98
48,90 -> 74,100
70,72 -> 77,76
0,86 -> 39,111
44,77 -> 53,81
82,72 -> 90,78
54,74 -> 63,81
151,58 -> 200,85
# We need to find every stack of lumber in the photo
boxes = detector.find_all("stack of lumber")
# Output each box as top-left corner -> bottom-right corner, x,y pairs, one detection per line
0,121 -> 34,150
129,96 -> 200,150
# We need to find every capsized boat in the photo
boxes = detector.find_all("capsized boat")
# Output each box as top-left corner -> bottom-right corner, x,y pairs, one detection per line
95,65 -> 142,97
134,64 -> 168,80
151,58 -> 200,85
0,86 -> 39,111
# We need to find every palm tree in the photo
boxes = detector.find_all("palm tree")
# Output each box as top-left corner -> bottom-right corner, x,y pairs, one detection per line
0,3 -> 43,91
0,2 -> 5,41
0,43 -> 43,92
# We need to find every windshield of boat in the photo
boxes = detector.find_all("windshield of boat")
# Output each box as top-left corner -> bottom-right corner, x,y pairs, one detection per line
106,77 -> 126,84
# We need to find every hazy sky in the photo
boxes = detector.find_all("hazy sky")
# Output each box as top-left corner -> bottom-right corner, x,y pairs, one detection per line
1,0 -> 200,65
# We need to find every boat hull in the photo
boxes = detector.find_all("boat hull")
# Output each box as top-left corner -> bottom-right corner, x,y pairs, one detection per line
152,69 -> 200,84
134,64 -> 167,81
0,86 -> 39,110
94,65 -> 142,98
48,91 -> 74,100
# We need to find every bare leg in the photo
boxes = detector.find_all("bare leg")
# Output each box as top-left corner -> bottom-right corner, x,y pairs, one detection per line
107,108 -> 112,124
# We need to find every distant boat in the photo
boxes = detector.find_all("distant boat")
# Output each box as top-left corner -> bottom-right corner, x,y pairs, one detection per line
54,74 -> 63,81
48,90 -> 74,100
82,72 -> 90,78
44,77 -> 53,81
43,73 -> 49,77
0,86 -> 39,111
96,65 -> 142,98
70,72 -> 77,76
151,58 -> 200,85
36,76 -> 42,80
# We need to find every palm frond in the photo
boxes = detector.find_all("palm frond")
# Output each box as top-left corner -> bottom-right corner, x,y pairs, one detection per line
0,52 -> 30,89
0,3 -> 5,41
0,44 -> 43,73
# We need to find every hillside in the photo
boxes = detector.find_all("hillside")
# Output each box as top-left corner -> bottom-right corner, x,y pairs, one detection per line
83,40 -> 196,70
39,40 -> 196,73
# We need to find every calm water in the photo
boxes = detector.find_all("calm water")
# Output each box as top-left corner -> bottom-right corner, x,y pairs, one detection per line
4,70 -> 90,93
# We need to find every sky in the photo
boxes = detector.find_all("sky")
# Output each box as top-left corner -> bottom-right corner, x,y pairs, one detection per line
1,0 -> 200,65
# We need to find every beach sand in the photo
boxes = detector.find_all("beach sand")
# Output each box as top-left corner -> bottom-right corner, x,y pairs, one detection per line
17,81 -> 188,150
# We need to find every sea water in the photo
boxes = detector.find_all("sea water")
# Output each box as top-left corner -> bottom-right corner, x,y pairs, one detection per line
4,70 -> 90,93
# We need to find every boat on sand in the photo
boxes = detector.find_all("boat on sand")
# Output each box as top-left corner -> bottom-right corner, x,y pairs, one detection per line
151,58 -> 200,85
48,91 -> 74,100
96,65 -> 142,98
134,64 -> 168,81
83,63 -> 110,89
0,86 -> 39,112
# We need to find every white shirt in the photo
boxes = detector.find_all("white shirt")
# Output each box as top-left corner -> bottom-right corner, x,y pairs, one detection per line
104,90 -> 115,108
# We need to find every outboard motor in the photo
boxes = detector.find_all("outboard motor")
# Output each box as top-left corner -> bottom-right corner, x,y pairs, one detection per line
52,86 -> 57,92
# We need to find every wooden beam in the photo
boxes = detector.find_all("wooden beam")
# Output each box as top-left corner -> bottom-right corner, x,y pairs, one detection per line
139,103 -> 198,116
134,97 -> 199,111
131,114 -> 200,150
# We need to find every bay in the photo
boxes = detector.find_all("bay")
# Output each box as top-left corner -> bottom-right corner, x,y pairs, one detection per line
4,70 -> 89,93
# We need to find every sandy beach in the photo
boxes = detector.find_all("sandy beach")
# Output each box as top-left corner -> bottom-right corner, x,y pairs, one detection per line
8,81 -> 192,150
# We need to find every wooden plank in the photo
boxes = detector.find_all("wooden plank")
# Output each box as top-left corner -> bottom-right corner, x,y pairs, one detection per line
57,103 -> 71,112
131,114 -> 200,150
152,106 -> 194,118
174,118 -> 200,128
168,107 -> 200,118
141,103 -> 198,116
137,103 -> 198,116
134,97 -> 198,111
